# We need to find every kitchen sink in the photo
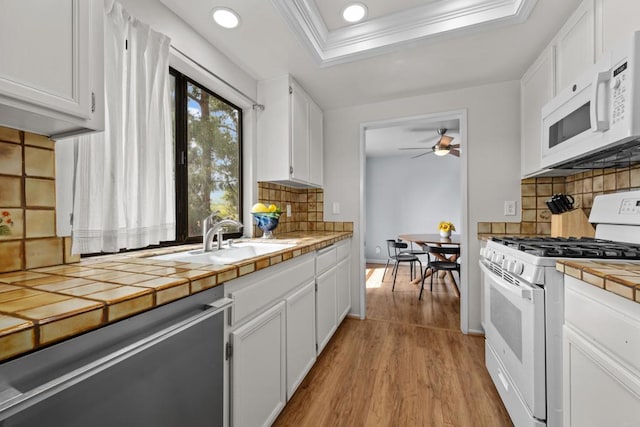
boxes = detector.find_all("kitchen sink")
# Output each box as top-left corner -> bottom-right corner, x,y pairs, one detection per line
150,241 -> 296,265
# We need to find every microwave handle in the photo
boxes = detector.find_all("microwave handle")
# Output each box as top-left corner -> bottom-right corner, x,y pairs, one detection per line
591,70 -> 611,132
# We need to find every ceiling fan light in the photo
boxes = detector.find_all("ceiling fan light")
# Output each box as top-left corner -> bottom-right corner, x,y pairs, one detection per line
212,7 -> 240,29
433,144 -> 449,156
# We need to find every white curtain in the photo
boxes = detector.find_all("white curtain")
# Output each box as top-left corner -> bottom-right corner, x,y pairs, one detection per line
71,1 -> 175,254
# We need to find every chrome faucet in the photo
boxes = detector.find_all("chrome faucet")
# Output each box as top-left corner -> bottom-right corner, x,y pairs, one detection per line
203,218 -> 244,252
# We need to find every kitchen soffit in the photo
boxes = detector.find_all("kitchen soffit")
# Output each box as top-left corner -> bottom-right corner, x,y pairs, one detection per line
272,0 -> 538,66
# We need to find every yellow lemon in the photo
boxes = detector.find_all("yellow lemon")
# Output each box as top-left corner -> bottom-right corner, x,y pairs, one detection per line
251,203 -> 269,213
268,204 -> 278,213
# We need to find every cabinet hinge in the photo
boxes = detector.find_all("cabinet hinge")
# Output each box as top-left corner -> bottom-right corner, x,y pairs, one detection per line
315,343 -> 318,352
226,342 -> 233,360
91,92 -> 96,113
290,166 -> 294,175
289,86 -> 293,95
315,281 -> 318,292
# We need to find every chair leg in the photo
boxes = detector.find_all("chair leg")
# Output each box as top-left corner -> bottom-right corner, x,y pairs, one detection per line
417,259 -> 424,300
430,270 -> 435,292
392,262 -> 400,291
382,259 -> 390,280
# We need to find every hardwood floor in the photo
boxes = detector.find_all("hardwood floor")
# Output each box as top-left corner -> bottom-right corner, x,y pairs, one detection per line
273,264 -> 512,427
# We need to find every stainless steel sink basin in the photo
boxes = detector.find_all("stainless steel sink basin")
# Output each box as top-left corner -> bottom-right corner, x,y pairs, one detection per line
150,241 -> 296,265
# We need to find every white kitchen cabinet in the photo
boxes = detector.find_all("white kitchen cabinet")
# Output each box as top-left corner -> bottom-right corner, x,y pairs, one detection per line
555,0 -> 596,93
594,0 -> 640,59
521,47 -> 555,178
563,276 -> 640,427
230,301 -> 286,427
336,241 -> 351,323
0,0 -> 104,138
315,265 -> 337,354
285,280 -> 316,398
257,75 -> 323,187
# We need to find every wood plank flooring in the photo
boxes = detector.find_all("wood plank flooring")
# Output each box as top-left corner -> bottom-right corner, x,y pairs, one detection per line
273,264 -> 512,427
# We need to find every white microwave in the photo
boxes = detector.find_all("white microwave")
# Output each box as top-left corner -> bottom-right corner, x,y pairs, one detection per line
541,31 -> 640,169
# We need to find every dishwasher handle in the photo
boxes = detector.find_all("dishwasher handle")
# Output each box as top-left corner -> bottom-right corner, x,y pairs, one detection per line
0,297 -> 233,422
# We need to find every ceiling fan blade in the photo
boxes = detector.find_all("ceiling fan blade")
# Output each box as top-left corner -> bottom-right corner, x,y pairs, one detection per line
410,151 -> 431,159
449,148 -> 461,157
439,135 -> 454,147
449,143 -> 460,148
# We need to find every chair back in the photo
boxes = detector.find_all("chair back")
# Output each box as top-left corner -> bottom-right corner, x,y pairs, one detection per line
386,239 -> 408,257
424,245 -> 460,257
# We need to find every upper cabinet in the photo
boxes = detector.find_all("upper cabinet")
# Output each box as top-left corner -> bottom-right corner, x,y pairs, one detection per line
520,0 -> 640,178
0,0 -> 104,139
595,0 -> 640,59
555,0 -> 596,93
521,48 -> 555,177
257,75 -> 323,188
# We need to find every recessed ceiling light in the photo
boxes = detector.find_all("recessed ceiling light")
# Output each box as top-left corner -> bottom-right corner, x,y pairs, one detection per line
342,3 -> 367,23
212,7 -> 240,29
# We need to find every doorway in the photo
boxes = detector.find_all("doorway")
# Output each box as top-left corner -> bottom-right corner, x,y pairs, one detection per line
358,110 -> 469,332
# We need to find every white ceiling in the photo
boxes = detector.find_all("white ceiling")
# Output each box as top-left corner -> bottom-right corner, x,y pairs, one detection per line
160,0 -> 581,111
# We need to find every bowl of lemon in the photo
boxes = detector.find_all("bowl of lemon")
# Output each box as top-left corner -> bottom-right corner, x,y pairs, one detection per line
251,203 -> 282,239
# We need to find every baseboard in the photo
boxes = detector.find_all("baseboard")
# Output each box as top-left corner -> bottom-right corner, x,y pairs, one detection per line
366,258 -> 388,264
467,328 -> 485,336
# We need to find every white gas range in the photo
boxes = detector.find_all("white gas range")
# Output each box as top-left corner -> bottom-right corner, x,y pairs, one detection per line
480,190 -> 640,427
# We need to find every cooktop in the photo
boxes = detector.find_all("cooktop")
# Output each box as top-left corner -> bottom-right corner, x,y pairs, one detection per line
490,236 -> 640,259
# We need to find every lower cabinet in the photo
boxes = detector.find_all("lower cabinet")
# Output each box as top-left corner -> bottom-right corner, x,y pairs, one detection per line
315,266 -> 337,354
225,239 -> 352,426
563,276 -> 640,427
230,302 -> 287,427
336,257 -> 351,323
285,280 -> 317,397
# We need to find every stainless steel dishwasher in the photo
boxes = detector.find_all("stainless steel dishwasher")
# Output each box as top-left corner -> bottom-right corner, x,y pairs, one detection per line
0,285 -> 231,427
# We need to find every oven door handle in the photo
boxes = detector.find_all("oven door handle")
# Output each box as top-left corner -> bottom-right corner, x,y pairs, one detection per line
480,261 -> 534,301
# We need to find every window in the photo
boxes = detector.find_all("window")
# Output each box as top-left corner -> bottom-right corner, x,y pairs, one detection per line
170,68 -> 243,243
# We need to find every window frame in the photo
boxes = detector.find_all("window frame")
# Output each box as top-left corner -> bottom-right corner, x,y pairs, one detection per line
170,67 -> 244,244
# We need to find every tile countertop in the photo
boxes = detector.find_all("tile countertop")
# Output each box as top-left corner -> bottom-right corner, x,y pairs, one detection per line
557,260 -> 640,303
0,231 -> 352,362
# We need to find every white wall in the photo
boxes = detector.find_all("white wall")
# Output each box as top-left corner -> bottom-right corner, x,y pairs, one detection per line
324,80 -> 521,332
365,154 -> 461,262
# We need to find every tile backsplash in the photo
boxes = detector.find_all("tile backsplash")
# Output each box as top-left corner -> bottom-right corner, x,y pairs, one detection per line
478,165 -> 640,236
0,126 -> 77,273
255,182 -> 353,236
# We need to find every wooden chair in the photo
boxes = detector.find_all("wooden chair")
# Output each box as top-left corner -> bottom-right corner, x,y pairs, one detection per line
383,239 -> 423,291
420,245 -> 460,300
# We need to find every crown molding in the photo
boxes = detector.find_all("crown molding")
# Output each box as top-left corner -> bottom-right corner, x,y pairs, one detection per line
271,0 -> 538,67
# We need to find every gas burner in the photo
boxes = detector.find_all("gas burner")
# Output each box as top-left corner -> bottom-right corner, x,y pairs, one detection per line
490,236 -> 640,259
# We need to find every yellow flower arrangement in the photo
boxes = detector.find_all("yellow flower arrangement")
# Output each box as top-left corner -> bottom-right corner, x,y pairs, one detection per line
438,221 -> 455,233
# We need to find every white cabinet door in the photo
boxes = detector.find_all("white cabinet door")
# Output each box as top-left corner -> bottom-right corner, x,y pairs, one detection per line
521,48 -> 555,177
595,0 -> 640,59
290,83 -> 310,183
308,100 -> 323,187
555,0 -> 596,92
564,327 -> 640,427
316,267 -> 337,355
285,280 -> 316,398
336,257 -> 351,323
0,0 -> 103,137
230,301 -> 286,427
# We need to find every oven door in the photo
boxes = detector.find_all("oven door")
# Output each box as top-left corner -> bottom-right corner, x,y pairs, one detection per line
480,261 -> 546,420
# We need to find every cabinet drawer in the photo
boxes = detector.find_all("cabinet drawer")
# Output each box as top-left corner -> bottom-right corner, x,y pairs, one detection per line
316,246 -> 336,274
565,276 -> 640,373
336,240 -> 350,261
229,255 -> 314,327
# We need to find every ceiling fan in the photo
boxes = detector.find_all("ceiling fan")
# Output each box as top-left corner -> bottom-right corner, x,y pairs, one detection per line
399,129 -> 460,158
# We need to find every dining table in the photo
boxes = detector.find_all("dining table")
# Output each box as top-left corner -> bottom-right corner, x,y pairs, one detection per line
397,233 -> 461,296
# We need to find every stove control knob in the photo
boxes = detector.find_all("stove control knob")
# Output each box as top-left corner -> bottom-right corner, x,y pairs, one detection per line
494,253 -> 504,264
502,258 -> 510,269
479,248 -> 486,258
484,249 -> 493,260
512,261 -> 524,275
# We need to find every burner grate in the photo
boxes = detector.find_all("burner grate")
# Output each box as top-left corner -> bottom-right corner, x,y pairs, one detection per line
491,236 -> 640,259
